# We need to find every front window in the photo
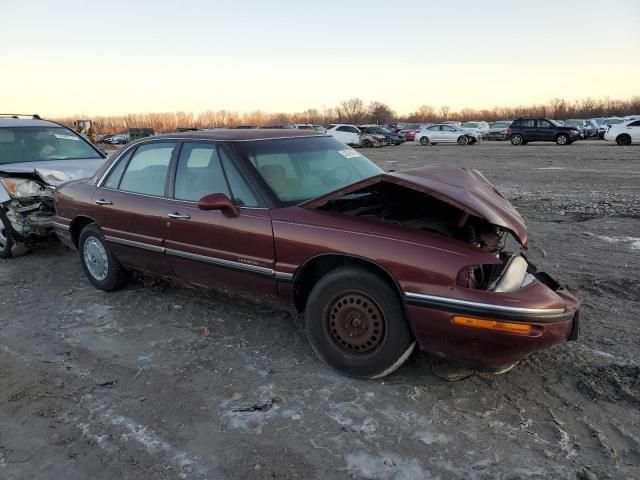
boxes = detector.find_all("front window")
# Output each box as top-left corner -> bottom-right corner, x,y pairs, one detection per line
234,137 -> 382,205
0,126 -> 102,165
118,142 -> 175,196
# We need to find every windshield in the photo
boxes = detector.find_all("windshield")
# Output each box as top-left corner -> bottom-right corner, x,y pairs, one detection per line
490,122 -> 509,128
401,124 -> 420,130
234,136 -> 383,205
0,127 -> 102,165
605,119 -> 624,125
312,125 -> 325,132
461,122 -> 478,128
564,120 -> 582,127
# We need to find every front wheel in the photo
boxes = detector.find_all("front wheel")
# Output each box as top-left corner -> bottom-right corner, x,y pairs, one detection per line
510,134 -> 523,145
79,223 -> 129,291
0,210 -> 28,259
457,136 -> 469,145
360,139 -> 373,148
419,136 -> 430,146
556,134 -> 569,145
616,134 -> 631,146
305,268 -> 414,379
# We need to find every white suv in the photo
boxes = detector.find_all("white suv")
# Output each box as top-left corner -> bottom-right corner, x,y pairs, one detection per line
326,124 -> 361,146
603,119 -> 640,145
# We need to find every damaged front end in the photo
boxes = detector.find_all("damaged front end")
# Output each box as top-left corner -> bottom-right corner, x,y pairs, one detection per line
304,166 -> 580,369
1,175 -> 56,244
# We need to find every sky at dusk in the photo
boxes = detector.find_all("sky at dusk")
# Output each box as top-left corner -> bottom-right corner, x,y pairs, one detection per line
1,0 -> 639,117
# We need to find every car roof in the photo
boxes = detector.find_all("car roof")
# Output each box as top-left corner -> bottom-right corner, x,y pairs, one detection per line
0,118 -> 64,128
144,129 -> 326,142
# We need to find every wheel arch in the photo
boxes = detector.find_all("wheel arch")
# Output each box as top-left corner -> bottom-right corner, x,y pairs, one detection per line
616,133 -> 632,144
69,215 -> 100,247
291,253 -> 406,315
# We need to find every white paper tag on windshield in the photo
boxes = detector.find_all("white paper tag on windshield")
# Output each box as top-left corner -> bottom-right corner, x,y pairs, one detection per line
54,133 -> 80,141
339,149 -> 361,159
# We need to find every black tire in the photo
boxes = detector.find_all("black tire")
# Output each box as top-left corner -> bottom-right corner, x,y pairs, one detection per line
616,134 -> 631,146
361,139 -> 373,148
431,142 -> 437,145
457,136 -> 469,146
305,268 -> 414,378
78,223 -> 129,291
419,136 -> 430,146
510,134 -> 523,146
556,134 -> 569,145
0,210 -> 14,259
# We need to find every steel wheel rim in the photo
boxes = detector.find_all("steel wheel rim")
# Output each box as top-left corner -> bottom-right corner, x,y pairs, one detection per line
0,223 -> 7,250
512,135 -> 522,145
327,292 -> 386,354
458,136 -> 468,145
558,135 -> 567,145
83,236 -> 109,281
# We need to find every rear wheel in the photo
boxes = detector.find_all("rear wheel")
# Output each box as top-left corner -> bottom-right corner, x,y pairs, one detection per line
510,134 -> 523,145
79,223 -> 129,291
457,136 -> 469,145
556,134 -> 569,145
419,136 -> 430,146
616,134 -> 631,146
305,268 -> 414,378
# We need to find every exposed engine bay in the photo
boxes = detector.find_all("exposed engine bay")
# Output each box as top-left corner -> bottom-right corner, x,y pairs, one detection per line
319,182 -> 535,292
0,172 -> 56,240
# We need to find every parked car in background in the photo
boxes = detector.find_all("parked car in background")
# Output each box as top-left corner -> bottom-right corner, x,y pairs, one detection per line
0,114 -> 106,258
327,124 -> 361,145
311,125 -> 326,133
104,134 -> 128,145
486,121 -> 512,141
507,118 -> 581,145
398,123 -> 424,141
359,125 -> 405,145
292,124 -> 315,131
603,119 -> 640,145
415,124 -> 481,146
598,118 -> 626,138
53,129 -> 580,378
563,119 -> 598,138
461,121 -> 490,138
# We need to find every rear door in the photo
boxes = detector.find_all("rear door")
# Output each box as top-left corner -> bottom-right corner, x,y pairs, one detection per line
518,119 -> 536,140
91,141 -> 176,275
627,120 -> 640,141
163,142 -> 277,295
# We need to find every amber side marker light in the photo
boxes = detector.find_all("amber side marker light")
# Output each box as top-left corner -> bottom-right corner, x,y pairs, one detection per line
452,316 -> 533,335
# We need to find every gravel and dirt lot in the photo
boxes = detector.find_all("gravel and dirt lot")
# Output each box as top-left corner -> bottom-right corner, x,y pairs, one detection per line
1,140 -> 639,480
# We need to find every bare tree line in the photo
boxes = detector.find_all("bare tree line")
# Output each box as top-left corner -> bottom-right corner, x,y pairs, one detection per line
54,96 -> 640,134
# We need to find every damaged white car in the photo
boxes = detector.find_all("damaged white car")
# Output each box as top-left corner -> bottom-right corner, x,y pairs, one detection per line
0,115 -> 107,258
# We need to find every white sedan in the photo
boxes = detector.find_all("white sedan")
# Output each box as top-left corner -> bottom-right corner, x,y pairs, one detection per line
603,119 -> 640,145
326,124 -> 361,145
415,124 -> 481,146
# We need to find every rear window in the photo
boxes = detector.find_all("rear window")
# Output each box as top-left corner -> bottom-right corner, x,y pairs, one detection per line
0,126 -> 102,165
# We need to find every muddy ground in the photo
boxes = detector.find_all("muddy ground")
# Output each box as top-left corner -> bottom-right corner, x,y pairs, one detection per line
1,140 -> 639,480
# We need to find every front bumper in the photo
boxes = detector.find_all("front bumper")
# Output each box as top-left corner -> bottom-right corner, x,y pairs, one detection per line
1,197 -> 55,241
404,272 -> 580,370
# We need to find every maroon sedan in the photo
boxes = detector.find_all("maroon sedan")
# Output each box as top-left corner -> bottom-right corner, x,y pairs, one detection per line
53,130 -> 579,378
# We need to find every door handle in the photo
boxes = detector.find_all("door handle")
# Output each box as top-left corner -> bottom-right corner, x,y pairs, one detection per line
167,212 -> 190,219
95,199 -> 112,205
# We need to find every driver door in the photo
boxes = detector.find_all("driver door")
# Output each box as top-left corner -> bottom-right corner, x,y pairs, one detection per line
163,142 -> 276,295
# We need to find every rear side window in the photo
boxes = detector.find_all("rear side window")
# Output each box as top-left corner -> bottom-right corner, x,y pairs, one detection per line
119,143 -> 175,196
174,143 -> 230,202
519,120 -> 535,128
218,146 -> 258,207
628,121 -> 640,127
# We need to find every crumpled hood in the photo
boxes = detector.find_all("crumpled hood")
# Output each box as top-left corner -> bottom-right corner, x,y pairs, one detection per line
303,165 -> 528,247
0,158 -> 106,187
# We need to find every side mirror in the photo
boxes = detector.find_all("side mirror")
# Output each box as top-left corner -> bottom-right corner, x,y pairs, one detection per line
198,193 -> 240,217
